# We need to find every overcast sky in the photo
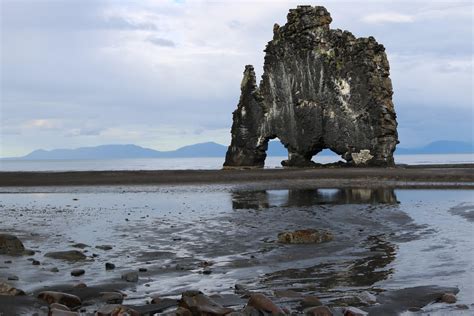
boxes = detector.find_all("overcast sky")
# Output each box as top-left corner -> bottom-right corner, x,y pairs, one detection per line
1,0 -> 472,157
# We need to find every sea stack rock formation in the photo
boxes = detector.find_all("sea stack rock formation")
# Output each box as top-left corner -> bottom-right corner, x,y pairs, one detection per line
224,5 -> 398,168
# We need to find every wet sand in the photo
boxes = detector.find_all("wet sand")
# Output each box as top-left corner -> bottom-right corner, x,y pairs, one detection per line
0,165 -> 473,187
0,185 -> 473,315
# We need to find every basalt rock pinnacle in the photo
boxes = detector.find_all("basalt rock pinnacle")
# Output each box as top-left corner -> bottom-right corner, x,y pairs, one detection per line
224,5 -> 398,168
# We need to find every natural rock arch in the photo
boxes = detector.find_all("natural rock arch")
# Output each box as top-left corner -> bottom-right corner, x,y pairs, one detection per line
224,5 -> 398,168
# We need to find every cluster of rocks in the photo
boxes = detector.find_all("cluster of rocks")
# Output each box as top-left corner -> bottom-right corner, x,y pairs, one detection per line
0,232 -> 469,315
0,278 -> 466,316
224,5 -> 398,168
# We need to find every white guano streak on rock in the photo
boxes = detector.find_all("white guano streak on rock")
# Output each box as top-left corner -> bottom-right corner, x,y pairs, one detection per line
334,78 -> 356,119
319,67 -> 324,95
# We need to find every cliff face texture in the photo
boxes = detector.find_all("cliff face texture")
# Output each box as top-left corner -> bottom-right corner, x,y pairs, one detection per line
224,6 -> 398,168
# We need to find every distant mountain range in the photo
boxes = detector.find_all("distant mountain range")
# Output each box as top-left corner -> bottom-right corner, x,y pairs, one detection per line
2,140 -> 473,160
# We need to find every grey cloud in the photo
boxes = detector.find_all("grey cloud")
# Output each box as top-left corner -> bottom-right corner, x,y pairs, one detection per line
1,0 -> 157,31
147,36 -> 175,47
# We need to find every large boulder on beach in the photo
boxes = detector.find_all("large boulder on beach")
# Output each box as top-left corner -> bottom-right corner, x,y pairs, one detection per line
278,229 -> 333,244
224,5 -> 398,168
0,233 -> 25,255
44,250 -> 87,261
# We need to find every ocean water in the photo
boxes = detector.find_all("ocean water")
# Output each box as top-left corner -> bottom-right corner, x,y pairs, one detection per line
0,153 -> 472,172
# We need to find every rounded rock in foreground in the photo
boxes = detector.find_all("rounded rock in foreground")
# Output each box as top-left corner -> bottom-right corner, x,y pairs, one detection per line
304,306 -> 333,316
96,304 -> 139,316
37,291 -> 82,309
343,306 -> 368,316
247,293 -> 284,315
50,309 -> 79,316
50,303 -> 70,311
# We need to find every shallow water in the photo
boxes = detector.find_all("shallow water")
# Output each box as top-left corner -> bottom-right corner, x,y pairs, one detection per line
1,153 -> 472,171
0,186 -> 472,315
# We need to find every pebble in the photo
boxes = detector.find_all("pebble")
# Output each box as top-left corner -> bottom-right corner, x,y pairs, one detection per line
96,245 -> 113,251
271,290 -> 300,299
121,271 -> 139,282
456,304 -> 469,310
32,259 -> 40,265
105,262 -> 116,270
74,283 -> 87,288
0,233 -> 25,255
0,282 -> 25,296
7,275 -> 19,281
150,294 -> 161,304
301,296 -> 322,308
50,267 -> 59,272
440,293 -> 457,304
138,267 -> 148,272
70,269 -> 85,277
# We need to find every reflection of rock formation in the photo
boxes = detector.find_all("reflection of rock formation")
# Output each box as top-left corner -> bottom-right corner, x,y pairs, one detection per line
346,234 -> 396,286
224,6 -> 398,168
261,234 -> 397,292
232,191 -> 269,210
232,188 -> 398,209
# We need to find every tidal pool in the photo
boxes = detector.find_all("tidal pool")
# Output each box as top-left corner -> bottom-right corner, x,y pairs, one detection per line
0,186 -> 472,315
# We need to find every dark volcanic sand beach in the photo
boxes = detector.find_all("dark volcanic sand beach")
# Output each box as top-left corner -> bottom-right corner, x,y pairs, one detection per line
0,165 -> 473,188
0,167 -> 473,315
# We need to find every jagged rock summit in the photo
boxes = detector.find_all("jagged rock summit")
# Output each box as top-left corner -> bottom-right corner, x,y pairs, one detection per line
224,5 -> 398,168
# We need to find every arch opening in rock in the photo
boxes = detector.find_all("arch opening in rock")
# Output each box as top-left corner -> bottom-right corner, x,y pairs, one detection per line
311,148 -> 346,165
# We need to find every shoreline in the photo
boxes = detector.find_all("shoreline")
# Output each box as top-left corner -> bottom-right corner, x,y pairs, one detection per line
0,165 -> 473,188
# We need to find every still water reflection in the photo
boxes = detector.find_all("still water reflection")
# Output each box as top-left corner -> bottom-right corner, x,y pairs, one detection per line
232,188 -> 398,209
